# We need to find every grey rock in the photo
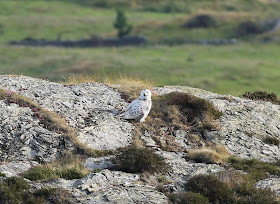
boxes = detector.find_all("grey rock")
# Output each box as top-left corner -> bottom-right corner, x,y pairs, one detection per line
155,86 -> 280,162
256,177 -> 280,196
0,160 -> 39,177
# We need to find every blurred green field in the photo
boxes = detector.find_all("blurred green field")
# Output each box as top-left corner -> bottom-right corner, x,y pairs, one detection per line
0,1 -> 279,43
0,0 -> 279,96
1,43 -> 279,96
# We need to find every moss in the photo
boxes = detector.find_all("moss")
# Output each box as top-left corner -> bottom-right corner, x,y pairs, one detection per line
241,91 -> 280,105
169,192 -> 210,204
113,145 -> 169,174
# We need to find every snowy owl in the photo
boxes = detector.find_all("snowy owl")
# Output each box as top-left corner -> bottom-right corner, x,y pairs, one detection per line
120,89 -> 152,122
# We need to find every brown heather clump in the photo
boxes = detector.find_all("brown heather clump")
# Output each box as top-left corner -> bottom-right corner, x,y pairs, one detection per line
241,91 -> 280,105
134,92 -> 223,151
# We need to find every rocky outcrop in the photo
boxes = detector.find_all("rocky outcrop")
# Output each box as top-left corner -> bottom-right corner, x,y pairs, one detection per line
155,86 -> 280,162
0,76 -> 279,202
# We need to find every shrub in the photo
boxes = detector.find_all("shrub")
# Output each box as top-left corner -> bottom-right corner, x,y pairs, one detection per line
114,10 -> 133,38
183,15 -> 216,28
236,188 -> 279,204
186,145 -> 229,164
237,21 -> 262,36
169,192 -> 210,204
113,146 -> 169,174
34,187 -> 75,204
241,91 -> 280,105
0,177 -> 43,204
185,174 -> 234,204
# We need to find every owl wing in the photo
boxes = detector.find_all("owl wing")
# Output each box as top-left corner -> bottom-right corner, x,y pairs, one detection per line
121,99 -> 144,120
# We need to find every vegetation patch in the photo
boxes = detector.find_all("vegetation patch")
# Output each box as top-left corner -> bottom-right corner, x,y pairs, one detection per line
0,176 -> 44,204
174,173 -> 279,204
228,157 -> 280,181
185,145 -> 230,164
263,136 -> 280,146
134,92 -> 222,151
169,192 -> 210,204
183,15 -> 217,29
0,172 -> 6,177
0,88 -> 111,157
113,145 -> 169,174
23,152 -> 89,181
34,187 -> 75,203
185,174 -> 234,204
237,21 -> 263,37
241,91 -> 280,105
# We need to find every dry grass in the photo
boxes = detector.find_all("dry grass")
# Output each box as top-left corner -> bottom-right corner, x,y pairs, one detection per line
64,73 -> 154,100
186,145 -> 230,164
0,88 -> 111,158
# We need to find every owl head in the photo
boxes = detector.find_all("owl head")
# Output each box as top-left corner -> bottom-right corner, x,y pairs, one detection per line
139,89 -> 152,100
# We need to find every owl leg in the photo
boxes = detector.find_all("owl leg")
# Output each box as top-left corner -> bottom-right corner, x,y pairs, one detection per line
140,117 -> 146,123
139,113 -> 148,122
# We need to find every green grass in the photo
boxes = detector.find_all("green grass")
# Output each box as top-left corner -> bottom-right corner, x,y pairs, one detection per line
1,43 -> 280,96
0,0 -> 279,43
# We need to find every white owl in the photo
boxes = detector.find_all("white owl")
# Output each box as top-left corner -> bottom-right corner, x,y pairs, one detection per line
120,89 -> 152,122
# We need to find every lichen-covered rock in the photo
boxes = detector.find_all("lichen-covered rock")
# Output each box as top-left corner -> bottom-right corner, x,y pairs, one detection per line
0,76 -> 134,154
0,160 -> 39,177
33,170 -> 168,204
155,86 -> 280,162
256,177 -> 280,196
0,76 -> 280,202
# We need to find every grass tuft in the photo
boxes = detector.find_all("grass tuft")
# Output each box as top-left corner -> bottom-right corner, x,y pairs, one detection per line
228,157 -> 280,181
23,152 -> 90,181
113,145 -> 169,174
186,145 -> 230,164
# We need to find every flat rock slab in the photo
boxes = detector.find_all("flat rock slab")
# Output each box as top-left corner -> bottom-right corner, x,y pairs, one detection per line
155,86 -> 280,162
34,169 -> 168,204
0,76 -> 134,153
0,160 -> 39,177
256,177 -> 280,196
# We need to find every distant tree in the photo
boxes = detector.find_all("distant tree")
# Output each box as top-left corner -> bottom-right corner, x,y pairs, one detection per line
114,10 -> 132,38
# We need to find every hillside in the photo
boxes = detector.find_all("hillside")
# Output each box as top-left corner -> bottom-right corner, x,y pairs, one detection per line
0,0 -> 279,97
0,76 -> 280,203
